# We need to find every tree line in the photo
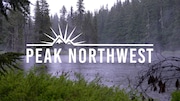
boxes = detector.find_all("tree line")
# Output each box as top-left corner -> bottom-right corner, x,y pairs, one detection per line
0,0 -> 180,52
96,0 -> 180,51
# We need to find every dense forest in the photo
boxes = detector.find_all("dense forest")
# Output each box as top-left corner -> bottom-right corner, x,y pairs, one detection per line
0,0 -> 180,52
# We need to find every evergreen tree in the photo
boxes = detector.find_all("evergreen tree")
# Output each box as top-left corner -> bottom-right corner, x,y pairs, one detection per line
76,0 -> 85,28
7,11 -> 26,52
0,0 -> 30,75
51,13 -> 59,34
82,11 -> 97,44
67,6 -> 75,26
60,5 -> 67,32
0,0 -> 30,19
0,4 -> 30,52
60,5 -> 67,19
34,0 -> 51,43
70,6 -> 74,18
34,0 -> 41,42
96,7 -> 108,43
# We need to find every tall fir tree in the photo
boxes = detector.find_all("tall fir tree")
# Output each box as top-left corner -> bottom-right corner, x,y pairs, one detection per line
76,0 -> 85,28
60,5 -> 67,32
34,0 -> 51,43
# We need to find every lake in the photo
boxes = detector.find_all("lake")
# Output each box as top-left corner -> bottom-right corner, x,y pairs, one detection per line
22,53 -> 175,101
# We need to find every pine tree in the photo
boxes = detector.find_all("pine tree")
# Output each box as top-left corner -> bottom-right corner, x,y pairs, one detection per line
0,4 -> 30,52
82,11 -> 97,44
34,0 -> 51,43
8,11 -> 27,52
67,6 -> 75,26
0,0 -> 30,19
34,0 -> 41,42
76,0 -> 85,28
60,5 -> 67,32
60,5 -> 67,19
96,7 -> 108,43
51,13 -> 59,34
0,0 -> 30,75
70,6 -> 74,18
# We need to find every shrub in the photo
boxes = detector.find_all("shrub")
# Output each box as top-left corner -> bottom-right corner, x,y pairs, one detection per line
171,90 -> 180,101
0,69 -> 137,101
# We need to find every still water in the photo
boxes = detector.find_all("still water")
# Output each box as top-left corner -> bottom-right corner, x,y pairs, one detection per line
23,55 -> 172,101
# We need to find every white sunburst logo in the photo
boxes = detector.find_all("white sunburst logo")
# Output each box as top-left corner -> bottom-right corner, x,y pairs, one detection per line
27,25 -> 85,47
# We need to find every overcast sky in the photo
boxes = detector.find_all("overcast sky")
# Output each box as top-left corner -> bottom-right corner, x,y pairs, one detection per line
30,0 -> 125,16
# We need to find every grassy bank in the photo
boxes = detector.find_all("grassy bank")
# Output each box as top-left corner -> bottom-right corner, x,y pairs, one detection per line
0,69 -> 139,101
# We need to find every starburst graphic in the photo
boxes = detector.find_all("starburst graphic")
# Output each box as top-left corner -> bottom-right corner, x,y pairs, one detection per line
42,24 -> 85,46
27,25 -> 85,47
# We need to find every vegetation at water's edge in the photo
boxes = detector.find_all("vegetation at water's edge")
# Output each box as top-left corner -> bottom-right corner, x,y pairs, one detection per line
171,90 -> 180,101
0,69 -> 140,101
